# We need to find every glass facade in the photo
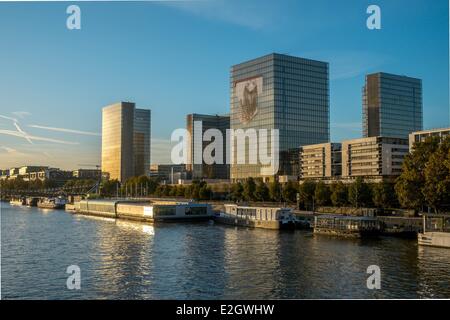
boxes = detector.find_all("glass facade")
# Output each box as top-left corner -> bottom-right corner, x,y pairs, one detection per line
134,109 -> 151,177
186,113 -> 230,179
230,53 -> 329,181
101,102 -> 151,182
363,72 -> 422,139
101,102 -> 135,182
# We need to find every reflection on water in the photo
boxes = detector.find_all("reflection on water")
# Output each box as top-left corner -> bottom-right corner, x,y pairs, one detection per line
2,203 -> 450,299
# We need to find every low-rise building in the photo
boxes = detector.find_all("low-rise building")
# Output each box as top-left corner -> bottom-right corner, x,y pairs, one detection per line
7,167 -> 23,180
72,169 -> 102,180
28,168 -> 73,185
150,164 -> 188,184
342,136 -> 408,179
409,127 -> 450,150
299,143 -> 342,179
18,166 -> 48,176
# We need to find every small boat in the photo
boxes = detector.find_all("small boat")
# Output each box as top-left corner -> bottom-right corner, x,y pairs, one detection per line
418,214 -> 450,248
216,204 -> 297,230
10,197 -> 26,206
37,197 -> 67,209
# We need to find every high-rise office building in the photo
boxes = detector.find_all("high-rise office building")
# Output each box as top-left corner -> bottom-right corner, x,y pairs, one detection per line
230,53 -> 329,182
101,102 -> 151,182
363,72 -> 422,139
186,113 -> 230,180
134,108 -> 151,177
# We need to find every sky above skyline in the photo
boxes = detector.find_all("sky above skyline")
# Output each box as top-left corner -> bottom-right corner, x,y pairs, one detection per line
0,0 -> 449,170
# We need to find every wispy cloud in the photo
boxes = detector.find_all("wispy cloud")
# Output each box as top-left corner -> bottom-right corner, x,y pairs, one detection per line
300,50 -> 390,81
0,114 -> 81,145
11,111 -> 31,119
14,122 -> 33,144
0,145 -> 30,158
29,125 -> 101,137
0,114 -> 18,122
163,0 -> 275,30
0,129 -> 79,145
1,146 -> 18,154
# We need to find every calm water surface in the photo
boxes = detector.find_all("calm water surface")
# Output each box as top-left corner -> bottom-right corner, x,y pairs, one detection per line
2,202 -> 450,299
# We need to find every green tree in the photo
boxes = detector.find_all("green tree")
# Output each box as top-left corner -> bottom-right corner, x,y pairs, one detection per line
298,179 -> 316,210
315,181 -> 331,206
231,182 -> 244,201
199,185 -> 212,200
395,136 -> 440,210
188,180 -> 206,199
176,185 -> 185,197
243,178 -> 256,201
101,179 -> 120,197
330,181 -> 348,207
282,181 -> 298,203
348,177 -> 372,208
422,137 -> 450,212
372,181 -> 397,209
169,185 -> 177,196
254,180 -> 269,202
268,180 -> 282,202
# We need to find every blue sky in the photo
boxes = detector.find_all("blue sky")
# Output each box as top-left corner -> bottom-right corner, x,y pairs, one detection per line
0,0 -> 448,169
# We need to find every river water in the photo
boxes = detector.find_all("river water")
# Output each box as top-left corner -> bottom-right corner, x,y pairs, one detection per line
1,202 -> 450,299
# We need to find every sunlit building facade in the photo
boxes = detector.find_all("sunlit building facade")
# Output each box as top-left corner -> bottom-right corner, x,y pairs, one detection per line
409,127 -> 450,150
299,142 -> 342,179
230,53 -> 329,182
363,72 -> 422,139
101,102 -> 151,182
341,136 -> 409,178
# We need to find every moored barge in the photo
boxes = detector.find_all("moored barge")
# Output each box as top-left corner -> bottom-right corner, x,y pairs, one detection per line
313,215 -> 381,238
75,199 -> 213,222
216,204 -> 297,230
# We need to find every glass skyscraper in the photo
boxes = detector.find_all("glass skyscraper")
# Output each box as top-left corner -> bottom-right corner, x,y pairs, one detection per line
134,108 -> 151,177
101,102 -> 151,182
230,53 -> 329,182
363,72 -> 423,138
186,113 -> 230,180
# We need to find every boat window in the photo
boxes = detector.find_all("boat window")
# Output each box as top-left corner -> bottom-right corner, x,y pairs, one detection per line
185,207 -> 207,215
154,206 -> 176,216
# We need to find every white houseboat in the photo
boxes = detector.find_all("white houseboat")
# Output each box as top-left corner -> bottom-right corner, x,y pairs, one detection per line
75,199 -> 213,222
216,204 -> 297,230
418,214 -> 450,248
